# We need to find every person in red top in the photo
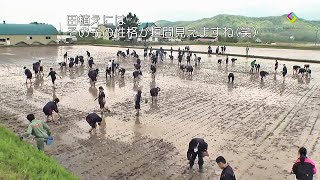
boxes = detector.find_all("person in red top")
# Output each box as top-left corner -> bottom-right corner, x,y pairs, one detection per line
292,147 -> 317,180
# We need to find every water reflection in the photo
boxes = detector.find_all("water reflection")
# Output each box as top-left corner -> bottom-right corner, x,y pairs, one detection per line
26,84 -> 33,97
260,79 -> 265,88
227,82 -> 234,92
118,77 -> 125,88
89,86 -> 98,98
150,79 -> 156,89
52,88 -> 57,100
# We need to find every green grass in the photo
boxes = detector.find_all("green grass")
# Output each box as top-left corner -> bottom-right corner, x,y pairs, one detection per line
0,125 -> 79,180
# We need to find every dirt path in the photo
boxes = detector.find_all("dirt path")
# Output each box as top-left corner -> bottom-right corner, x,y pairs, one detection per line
0,45 -> 319,180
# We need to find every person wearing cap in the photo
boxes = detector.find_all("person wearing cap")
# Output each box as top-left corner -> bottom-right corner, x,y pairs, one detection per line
21,114 -> 51,151
135,90 -> 142,116
95,86 -> 110,114
216,156 -> 236,180
187,138 -> 208,172
43,98 -> 61,123
86,113 -> 103,133
24,67 -> 33,84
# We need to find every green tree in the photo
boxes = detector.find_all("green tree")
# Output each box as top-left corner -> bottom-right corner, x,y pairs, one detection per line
119,12 -> 139,41
140,23 -> 152,42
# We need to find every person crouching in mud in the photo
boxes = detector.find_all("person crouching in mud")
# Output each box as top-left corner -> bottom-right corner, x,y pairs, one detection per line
86,113 -> 103,133
20,114 -> 51,151
187,138 -> 208,172
95,86 -> 110,114
43,98 -> 61,124
260,71 -> 269,81
135,90 -> 142,116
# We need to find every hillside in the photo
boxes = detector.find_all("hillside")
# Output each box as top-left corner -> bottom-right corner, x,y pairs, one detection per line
0,125 -> 79,180
155,14 -> 320,42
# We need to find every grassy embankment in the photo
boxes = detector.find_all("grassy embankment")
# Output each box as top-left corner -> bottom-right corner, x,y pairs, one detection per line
0,125 -> 79,180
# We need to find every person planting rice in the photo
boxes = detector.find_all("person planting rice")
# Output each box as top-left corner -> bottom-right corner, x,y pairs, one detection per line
43,98 -> 61,123
250,60 -> 256,73
275,60 -> 279,73
85,113 -> 103,133
95,86 -> 110,114
24,67 -> 33,84
260,71 -> 269,81
47,68 -> 62,88
228,73 -> 234,83
187,138 -> 208,172
133,70 -> 142,86
20,114 -> 51,151
88,57 -> 94,69
150,87 -> 160,103
282,64 -> 288,81
88,69 -> 98,86
150,64 -> 156,79
134,90 -> 142,116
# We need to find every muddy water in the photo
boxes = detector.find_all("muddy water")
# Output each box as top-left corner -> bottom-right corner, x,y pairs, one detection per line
0,45 -> 320,180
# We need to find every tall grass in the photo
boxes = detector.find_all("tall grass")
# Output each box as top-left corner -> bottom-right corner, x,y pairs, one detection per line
0,125 -> 79,180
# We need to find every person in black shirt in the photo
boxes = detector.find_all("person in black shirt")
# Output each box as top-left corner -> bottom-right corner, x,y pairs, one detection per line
178,54 -> 183,66
282,64 -> 288,81
88,69 -> 98,86
274,60 -> 278,73
88,57 -> 94,69
187,138 -> 208,172
47,68 -> 61,88
43,98 -> 61,123
86,51 -> 90,58
135,90 -> 142,116
111,60 -> 116,76
186,55 -> 191,65
133,70 -> 142,86
86,113 -> 102,133
216,156 -> 236,180
150,87 -> 160,103
228,73 -> 234,83
24,67 -> 33,84
150,64 -> 156,80
95,86 -> 110,114
33,62 -> 40,77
